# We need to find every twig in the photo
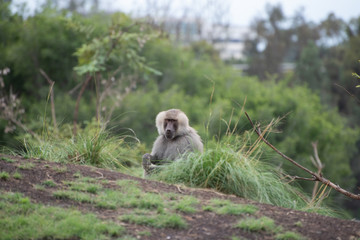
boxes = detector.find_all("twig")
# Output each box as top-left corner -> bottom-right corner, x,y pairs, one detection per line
95,72 -> 101,121
245,112 -> 360,200
94,170 -> 104,179
68,82 -> 83,95
73,74 -> 92,136
334,83 -> 360,104
9,117 -> 40,141
286,175 -> 317,182
310,141 -> 324,199
39,69 -> 57,130
176,185 -> 184,193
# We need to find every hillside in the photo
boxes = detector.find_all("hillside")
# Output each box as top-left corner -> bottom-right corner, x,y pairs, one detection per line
0,154 -> 359,240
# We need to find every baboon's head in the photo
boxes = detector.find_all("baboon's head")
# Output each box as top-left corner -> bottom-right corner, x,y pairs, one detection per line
156,109 -> 189,140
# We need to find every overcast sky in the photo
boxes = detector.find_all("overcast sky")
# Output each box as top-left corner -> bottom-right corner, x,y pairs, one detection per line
12,0 -> 360,26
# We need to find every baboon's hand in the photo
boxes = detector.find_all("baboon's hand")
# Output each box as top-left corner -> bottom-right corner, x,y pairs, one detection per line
142,153 -> 156,177
142,153 -> 152,175
142,153 -> 152,165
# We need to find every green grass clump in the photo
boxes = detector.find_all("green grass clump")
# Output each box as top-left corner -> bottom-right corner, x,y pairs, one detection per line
138,230 -> 151,236
116,179 -> 140,189
20,126 -> 142,170
204,199 -> 258,215
275,231 -> 306,240
294,221 -> 303,227
96,188 -> 164,210
235,216 -> 277,232
121,210 -> 187,229
0,156 -> 15,163
18,162 -> 35,169
0,171 -> 10,180
53,166 -> 67,173
34,184 -> 46,191
152,147 -> 312,210
42,180 -> 57,187
12,171 -> 22,179
172,195 -> 199,213
0,191 -> 124,240
53,190 -> 94,203
63,180 -> 102,194
129,192 -> 164,209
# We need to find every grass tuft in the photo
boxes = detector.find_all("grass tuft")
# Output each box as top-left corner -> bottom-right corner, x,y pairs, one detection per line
235,216 -> 277,232
152,146 -> 311,210
19,126 -> 142,170
275,231 -> 306,240
0,171 -> 10,180
204,199 -> 258,215
121,210 -> 187,229
42,180 -> 57,187
1,156 -> 15,163
12,171 -> 22,179
53,190 -> 94,203
294,221 -> 303,227
172,196 -> 199,213
18,162 -> 35,170
63,180 -> 102,194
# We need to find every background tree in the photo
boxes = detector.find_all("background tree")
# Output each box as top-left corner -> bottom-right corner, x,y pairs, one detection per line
244,4 -> 291,79
295,41 -> 330,102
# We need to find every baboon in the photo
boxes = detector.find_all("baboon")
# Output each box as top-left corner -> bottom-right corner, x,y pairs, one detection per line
142,109 -> 203,176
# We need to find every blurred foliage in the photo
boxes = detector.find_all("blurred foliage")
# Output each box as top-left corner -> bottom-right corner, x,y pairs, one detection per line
73,12 -> 160,76
295,41 -> 330,102
0,1 -> 359,217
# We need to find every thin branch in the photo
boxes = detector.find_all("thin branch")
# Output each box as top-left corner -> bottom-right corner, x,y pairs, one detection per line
286,175 -> 317,182
245,112 -> 315,176
311,142 -> 323,170
95,72 -> 101,121
68,82 -> 83,95
245,112 -> 360,200
39,69 -> 57,130
9,117 -> 40,142
311,141 -> 324,198
334,83 -> 360,104
73,75 -> 92,136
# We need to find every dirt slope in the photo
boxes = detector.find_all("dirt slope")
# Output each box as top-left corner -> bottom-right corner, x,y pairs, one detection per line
0,154 -> 359,240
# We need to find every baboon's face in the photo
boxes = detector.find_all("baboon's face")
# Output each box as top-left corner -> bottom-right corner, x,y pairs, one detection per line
164,118 -> 178,140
